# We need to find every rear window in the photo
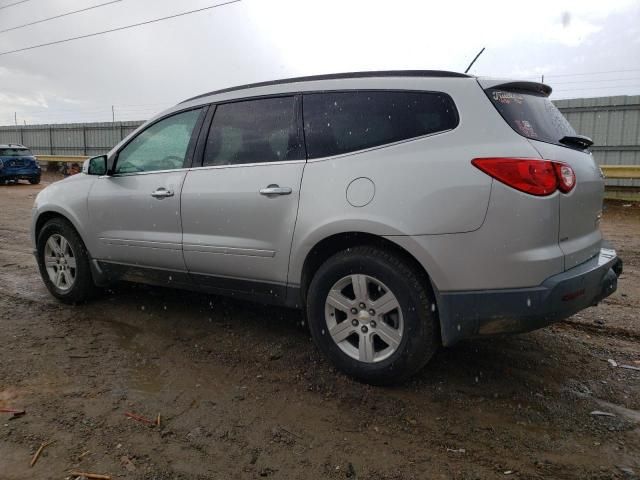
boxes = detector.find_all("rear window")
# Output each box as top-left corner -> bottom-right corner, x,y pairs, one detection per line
486,88 -> 576,146
0,147 -> 33,157
303,91 -> 458,159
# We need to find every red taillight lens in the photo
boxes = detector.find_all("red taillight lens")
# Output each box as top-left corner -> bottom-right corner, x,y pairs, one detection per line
471,158 -> 575,196
553,162 -> 576,193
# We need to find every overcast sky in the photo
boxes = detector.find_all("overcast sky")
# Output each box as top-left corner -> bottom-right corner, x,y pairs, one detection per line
1,0 -> 639,125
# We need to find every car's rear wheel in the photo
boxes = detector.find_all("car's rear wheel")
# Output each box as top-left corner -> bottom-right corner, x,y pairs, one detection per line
29,176 -> 41,185
36,218 -> 97,303
306,246 -> 438,385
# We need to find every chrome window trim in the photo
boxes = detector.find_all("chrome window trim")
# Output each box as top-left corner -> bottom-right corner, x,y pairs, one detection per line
188,159 -> 306,172
101,167 -> 190,178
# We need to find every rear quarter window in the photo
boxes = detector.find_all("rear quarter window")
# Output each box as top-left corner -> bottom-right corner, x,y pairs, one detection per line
303,91 -> 458,159
486,88 -> 576,146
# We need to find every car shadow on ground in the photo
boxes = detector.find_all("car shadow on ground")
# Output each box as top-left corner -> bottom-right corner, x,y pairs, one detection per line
89,281 -> 577,396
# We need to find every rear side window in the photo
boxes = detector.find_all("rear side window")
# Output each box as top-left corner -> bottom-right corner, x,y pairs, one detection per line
0,148 -> 32,156
303,91 -> 458,159
486,88 -> 576,146
203,96 -> 303,167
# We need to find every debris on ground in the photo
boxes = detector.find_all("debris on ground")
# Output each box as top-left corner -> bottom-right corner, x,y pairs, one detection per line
446,448 -> 466,453
30,440 -> 55,467
1,407 -> 26,419
124,411 -> 157,426
619,364 -> 640,371
120,455 -> 136,472
69,471 -> 112,480
590,410 -> 616,417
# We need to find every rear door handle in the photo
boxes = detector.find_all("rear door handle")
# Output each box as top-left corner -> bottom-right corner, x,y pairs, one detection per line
151,187 -> 174,198
259,184 -> 292,196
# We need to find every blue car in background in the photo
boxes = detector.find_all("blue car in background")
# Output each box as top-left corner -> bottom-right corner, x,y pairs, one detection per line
0,144 -> 41,185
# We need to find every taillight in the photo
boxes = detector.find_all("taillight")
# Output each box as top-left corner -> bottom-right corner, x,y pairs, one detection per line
471,158 -> 575,196
553,162 -> 576,193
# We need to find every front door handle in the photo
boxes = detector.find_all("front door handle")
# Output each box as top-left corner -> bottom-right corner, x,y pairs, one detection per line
259,184 -> 292,196
151,187 -> 174,198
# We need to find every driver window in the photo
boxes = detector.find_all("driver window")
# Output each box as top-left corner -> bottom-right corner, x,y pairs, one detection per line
115,108 -> 202,174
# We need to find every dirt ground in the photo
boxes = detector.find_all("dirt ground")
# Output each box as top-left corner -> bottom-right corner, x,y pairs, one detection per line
1,173 -> 639,480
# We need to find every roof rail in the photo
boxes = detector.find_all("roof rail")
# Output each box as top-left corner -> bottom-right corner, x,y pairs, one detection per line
181,70 -> 470,103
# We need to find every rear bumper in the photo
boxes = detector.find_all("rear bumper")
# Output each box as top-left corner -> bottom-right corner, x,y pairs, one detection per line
436,247 -> 622,346
1,168 -> 40,180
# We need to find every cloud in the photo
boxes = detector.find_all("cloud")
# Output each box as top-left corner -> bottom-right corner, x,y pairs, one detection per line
0,0 -> 638,125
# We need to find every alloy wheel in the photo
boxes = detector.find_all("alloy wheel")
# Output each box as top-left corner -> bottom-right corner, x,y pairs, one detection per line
324,274 -> 404,363
43,233 -> 77,291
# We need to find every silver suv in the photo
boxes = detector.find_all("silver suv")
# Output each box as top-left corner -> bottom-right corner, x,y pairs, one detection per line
31,70 -> 622,384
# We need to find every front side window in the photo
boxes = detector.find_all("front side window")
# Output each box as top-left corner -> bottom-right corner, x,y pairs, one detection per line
0,147 -> 33,156
203,96 -> 303,167
115,108 -> 202,174
303,91 -> 458,159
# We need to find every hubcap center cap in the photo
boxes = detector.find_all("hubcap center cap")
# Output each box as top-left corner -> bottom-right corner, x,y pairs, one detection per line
357,309 -> 371,323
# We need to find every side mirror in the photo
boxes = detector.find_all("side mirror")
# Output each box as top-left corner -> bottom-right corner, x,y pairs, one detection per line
82,155 -> 108,176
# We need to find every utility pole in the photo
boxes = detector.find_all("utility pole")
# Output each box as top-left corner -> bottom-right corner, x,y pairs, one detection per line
14,111 -> 17,125
111,105 -> 115,123
541,74 -> 544,83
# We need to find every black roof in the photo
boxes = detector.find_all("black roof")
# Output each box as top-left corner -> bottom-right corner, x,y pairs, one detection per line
182,70 -> 470,103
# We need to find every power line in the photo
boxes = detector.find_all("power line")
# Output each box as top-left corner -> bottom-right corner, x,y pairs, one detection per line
0,0 -> 122,35
551,77 -> 640,86
0,0 -> 241,57
544,68 -> 640,78
517,68 -> 640,81
552,84 -> 640,93
0,0 -> 29,11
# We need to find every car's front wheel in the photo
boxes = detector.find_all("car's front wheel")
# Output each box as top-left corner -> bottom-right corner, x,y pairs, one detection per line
36,218 -> 97,303
29,176 -> 41,185
306,246 -> 439,385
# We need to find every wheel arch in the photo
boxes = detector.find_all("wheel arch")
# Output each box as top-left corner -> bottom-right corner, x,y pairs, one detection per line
34,209 -> 83,243
34,208 -> 111,288
299,231 -> 436,305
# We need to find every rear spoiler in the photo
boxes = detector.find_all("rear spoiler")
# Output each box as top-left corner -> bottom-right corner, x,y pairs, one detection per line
476,78 -> 552,97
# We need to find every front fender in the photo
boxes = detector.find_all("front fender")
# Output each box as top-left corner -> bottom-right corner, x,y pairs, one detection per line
31,174 -> 97,252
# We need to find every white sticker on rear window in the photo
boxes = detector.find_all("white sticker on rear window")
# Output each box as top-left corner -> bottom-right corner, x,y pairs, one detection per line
492,91 -> 524,105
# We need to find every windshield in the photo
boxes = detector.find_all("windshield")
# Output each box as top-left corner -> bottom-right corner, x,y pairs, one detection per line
0,147 -> 33,157
486,88 -> 577,148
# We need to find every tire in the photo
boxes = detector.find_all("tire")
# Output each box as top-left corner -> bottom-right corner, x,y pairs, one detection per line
36,217 -> 97,304
29,176 -> 41,185
306,246 -> 439,385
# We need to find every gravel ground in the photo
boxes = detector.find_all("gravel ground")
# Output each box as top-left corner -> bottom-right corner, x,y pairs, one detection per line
1,174 -> 639,480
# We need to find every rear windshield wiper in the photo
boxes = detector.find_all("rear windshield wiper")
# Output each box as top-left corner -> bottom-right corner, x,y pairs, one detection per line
559,135 -> 593,150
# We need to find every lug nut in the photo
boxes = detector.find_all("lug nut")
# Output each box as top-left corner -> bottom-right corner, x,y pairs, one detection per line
369,309 -> 375,315
351,319 -> 358,327
361,325 -> 368,333
351,307 -> 358,314
370,320 -> 377,328
359,303 -> 366,309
